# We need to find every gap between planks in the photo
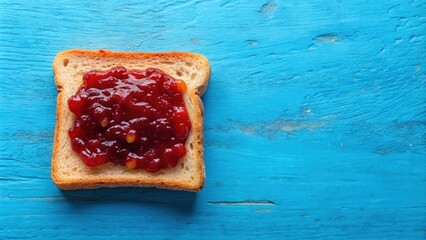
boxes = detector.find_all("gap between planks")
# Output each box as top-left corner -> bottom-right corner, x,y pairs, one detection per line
207,200 -> 277,206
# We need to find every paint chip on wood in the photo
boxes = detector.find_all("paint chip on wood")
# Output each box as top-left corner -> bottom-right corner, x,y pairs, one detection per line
247,40 -> 258,46
313,34 -> 340,44
261,120 -> 326,133
255,209 -> 272,213
260,2 -> 278,17
395,38 -> 403,44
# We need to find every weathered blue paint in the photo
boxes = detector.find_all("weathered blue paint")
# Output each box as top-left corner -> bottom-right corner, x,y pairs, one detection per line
0,0 -> 425,239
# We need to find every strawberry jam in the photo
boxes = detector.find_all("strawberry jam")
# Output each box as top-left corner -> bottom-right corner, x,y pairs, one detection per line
67,67 -> 191,172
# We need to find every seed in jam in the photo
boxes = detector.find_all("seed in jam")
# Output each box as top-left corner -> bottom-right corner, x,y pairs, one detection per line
67,66 -> 191,172
126,130 -> 137,144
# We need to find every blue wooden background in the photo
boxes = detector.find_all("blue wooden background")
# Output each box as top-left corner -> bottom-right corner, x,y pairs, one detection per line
0,0 -> 425,239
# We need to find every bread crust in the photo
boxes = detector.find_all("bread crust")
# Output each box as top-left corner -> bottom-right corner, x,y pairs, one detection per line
51,49 -> 209,191
53,49 -> 210,96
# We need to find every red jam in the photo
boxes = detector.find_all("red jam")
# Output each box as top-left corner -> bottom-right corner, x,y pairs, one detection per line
67,67 -> 191,172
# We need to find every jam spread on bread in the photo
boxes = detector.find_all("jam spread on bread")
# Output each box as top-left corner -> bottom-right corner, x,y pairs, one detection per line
67,67 -> 191,172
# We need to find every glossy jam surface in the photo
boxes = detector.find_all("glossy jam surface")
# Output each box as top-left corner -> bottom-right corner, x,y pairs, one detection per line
68,67 -> 191,172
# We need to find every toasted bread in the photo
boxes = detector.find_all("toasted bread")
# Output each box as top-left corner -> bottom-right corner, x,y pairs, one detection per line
52,49 -> 210,191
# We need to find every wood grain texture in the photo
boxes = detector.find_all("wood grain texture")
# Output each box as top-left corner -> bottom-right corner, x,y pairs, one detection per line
0,0 -> 425,239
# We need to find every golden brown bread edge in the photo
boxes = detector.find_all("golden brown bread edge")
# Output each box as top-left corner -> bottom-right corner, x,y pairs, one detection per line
51,49 -> 210,191
53,49 -> 210,96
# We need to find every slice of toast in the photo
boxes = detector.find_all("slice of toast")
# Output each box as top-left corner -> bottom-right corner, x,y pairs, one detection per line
52,49 -> 210,191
